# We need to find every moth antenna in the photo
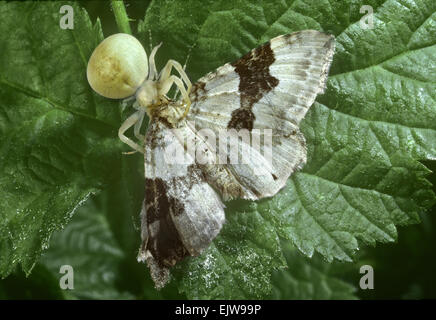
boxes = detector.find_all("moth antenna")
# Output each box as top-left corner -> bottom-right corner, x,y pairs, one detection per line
183,45 -> 193,71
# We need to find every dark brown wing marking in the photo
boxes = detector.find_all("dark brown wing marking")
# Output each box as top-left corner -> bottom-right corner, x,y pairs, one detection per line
228,40 -> 279,130
143,177 -> 189,268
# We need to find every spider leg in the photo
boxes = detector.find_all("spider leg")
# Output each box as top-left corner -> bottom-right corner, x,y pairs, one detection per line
158,75 -> 191,118
159,59 -> 192,93
121,95 -> 136,112
173,49 -> 192,100
148,43 -> 162,81
133,110 -> 146,141
118,111 -> 145,154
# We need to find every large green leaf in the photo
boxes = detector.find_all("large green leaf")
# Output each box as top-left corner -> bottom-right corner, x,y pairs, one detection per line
0,1 -> 123,277
40,197 -> 134,299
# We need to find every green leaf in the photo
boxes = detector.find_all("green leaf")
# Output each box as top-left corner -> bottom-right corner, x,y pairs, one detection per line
266,0 -> 436,261
270,241 -> 357,300
0,2 -> 123,277
40,195 -> 134,299
345,161 -> 436,299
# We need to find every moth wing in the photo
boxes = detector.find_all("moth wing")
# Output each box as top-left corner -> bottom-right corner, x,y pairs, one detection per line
186,30 -> 335,200
138,120 -> 225,289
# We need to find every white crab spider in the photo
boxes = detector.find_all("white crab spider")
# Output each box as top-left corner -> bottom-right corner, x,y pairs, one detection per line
87,33 -> 192,153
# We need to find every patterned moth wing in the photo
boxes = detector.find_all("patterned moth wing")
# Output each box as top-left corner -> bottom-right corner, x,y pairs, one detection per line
138,119 -> 225,289
187,30 -> 335,200
139,30 -> 335,288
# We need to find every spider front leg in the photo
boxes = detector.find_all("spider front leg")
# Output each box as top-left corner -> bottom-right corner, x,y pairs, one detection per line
158,75 -> 191,118
121,95 -> 136,113
160,59 -> 192,91
118,110 -> 146,154
159,60 -> 192,117
148,43 -> 162,81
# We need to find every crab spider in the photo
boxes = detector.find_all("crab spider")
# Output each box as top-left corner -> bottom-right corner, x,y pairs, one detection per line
87,33 -> 192,154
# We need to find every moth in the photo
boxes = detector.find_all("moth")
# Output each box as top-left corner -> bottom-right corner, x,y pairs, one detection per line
88,30 -> 335,289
